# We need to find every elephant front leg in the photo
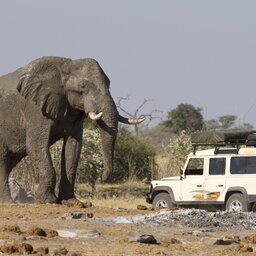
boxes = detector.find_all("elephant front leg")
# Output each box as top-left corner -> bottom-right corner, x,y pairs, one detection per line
27,143 -> 57,203
58,129 -> 82,202
0,164 -> 13,203
0,142 -> 13,203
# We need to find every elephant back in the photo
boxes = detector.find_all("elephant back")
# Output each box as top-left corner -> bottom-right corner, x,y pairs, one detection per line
0,68 -> 24,93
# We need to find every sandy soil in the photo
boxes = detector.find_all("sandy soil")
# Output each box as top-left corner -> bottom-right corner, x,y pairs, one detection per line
0,203 -> 256,255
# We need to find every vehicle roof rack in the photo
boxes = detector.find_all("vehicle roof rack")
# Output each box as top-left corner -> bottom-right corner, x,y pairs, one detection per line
192,141 -> 246,155
191,130 -> 256,155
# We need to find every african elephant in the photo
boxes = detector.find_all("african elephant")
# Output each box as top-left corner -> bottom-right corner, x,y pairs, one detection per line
0,56 -> 144,203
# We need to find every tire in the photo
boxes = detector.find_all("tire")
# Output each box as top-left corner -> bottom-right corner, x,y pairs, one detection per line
152,192 -> 173,209
247,133 -> 256,141
225,193 -> 249,212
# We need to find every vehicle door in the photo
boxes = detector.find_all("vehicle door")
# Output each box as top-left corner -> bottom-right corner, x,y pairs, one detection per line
180,157 -> 205,202
204,157 -> 226,201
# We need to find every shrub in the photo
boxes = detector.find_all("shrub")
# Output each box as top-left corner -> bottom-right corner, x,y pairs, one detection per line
155,131 -> 193,178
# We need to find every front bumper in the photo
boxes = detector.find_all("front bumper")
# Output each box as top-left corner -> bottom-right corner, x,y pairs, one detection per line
145,184 -> 153,204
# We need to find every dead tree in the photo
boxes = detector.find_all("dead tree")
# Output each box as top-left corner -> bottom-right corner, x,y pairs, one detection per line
116,96 -> 163,137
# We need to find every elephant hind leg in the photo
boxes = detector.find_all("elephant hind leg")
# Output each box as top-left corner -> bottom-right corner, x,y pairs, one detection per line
0,141 -> 13,203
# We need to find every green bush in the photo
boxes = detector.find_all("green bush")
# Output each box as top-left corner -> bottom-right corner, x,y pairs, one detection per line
112,127 -> 155,182
155,131 -> 193,178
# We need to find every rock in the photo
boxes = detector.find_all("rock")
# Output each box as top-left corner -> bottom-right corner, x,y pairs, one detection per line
137,205 -> 148,210
45,229 -> 59,238
128,231 -> 158,244
26,236 -> 47,241
54,247 -> 68,255
57,229 -> 100,238
213,238 -> 239,245
0,243 -> 18,254
27,227 -> 47,237
0,242 -> 33,254
1,225 -> 22,233
16,242 -> 34,254
242,235 -> 256,244
60,212 -> 94,220
61,199 -> 92,208
239,244 -> 254,253
35,246 -> 49,255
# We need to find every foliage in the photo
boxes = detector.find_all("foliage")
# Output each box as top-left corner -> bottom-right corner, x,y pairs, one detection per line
77,127 -> 103,190
204,115 -> 254,131
218,115 -> 236,129
112,126 -> 156,182
164,103 -> 204,134
11,157 -> 39,194
155,131 -> 193,178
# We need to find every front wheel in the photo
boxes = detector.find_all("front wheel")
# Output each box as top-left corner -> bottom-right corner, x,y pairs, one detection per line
152,192 -> 173,209
225,193 -> 249,212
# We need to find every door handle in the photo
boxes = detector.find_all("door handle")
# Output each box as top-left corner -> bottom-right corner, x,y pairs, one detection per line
197,185 -> 202,187
218,185 -> 224,187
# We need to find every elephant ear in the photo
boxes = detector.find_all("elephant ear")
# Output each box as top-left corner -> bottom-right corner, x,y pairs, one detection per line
17,57 -> 71,120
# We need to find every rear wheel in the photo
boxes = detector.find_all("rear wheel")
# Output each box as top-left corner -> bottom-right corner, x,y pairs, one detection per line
226,193 -> 249,212
152,192 -> 173,209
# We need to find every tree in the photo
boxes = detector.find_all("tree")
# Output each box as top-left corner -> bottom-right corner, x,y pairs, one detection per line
218,115 -> 236,129
116,96 -> 163,137
165,103 -> 203,134
204,115 -> 254,131
155,131 -> 192,178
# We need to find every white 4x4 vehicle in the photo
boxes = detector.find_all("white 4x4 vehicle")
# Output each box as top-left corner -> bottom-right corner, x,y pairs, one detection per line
147,132 -> 256,212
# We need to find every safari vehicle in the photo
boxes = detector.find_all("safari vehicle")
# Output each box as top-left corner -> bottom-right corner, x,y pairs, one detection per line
146,131 -> 256,212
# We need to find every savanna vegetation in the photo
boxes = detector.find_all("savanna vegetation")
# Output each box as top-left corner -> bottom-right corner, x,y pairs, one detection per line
11,102 -> 254,201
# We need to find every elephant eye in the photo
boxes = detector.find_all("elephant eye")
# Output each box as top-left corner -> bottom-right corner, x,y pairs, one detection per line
80,80 -> 90,92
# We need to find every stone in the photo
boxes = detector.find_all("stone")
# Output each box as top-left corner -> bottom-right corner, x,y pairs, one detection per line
128,231 -> 157,244
54,247 -> 68,255
1,225 -> 21,233
57,229 -> 100,238
61,199 -> 92,208
27,227 -> 47,237
213,238 -> 239,245
35,246 -> 49,255
0,243 -> 18,254
17,242 -> 34,254
45,229 -> 59,238
137,205 -> 148,210
60,212 -> 94,220
0,242 -> 33,254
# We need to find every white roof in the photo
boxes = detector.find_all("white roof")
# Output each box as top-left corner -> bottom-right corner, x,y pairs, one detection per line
188,147 -> 256,157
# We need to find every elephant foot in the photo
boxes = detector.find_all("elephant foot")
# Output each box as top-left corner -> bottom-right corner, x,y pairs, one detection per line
61,198 -> 92,208
0,195 -> 14,204
35,190 -> 57,204
0,189 -> 14,203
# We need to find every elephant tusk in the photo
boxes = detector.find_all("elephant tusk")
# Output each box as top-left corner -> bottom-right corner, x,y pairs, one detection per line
89,112 -> 103,120
118,115 -> 146,125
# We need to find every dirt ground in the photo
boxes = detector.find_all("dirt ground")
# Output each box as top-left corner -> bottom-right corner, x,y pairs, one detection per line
0,203 -> 256,256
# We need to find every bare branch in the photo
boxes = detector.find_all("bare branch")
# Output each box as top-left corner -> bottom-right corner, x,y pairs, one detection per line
116,96 -> 163,135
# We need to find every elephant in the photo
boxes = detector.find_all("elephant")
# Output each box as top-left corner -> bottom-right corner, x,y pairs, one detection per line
0,56 -> 144,203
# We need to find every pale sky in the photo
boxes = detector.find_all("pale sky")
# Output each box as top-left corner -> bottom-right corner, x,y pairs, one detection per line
1,1 -> 256,127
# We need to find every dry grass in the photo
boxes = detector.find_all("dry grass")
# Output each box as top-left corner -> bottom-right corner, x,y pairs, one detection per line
77,180 -> 150,209
90,196 -> 148,209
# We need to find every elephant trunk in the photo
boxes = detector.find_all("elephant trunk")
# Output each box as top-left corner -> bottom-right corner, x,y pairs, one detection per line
96,101 -> 118,182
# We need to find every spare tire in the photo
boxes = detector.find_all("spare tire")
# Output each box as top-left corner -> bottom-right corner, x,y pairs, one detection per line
247,133 -> 256,141
246,140 -> 256,146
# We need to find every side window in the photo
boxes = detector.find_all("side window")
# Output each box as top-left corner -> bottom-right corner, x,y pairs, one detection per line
209,158 -> 226,175
231,157 -> 256,174
185,158 -> 204,175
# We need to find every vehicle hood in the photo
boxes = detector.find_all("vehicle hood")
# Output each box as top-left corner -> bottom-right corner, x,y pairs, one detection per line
161,176 -> 180,181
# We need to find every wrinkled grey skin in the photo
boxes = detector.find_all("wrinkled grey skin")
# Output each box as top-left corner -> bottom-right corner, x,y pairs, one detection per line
0,56 -> 142,203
